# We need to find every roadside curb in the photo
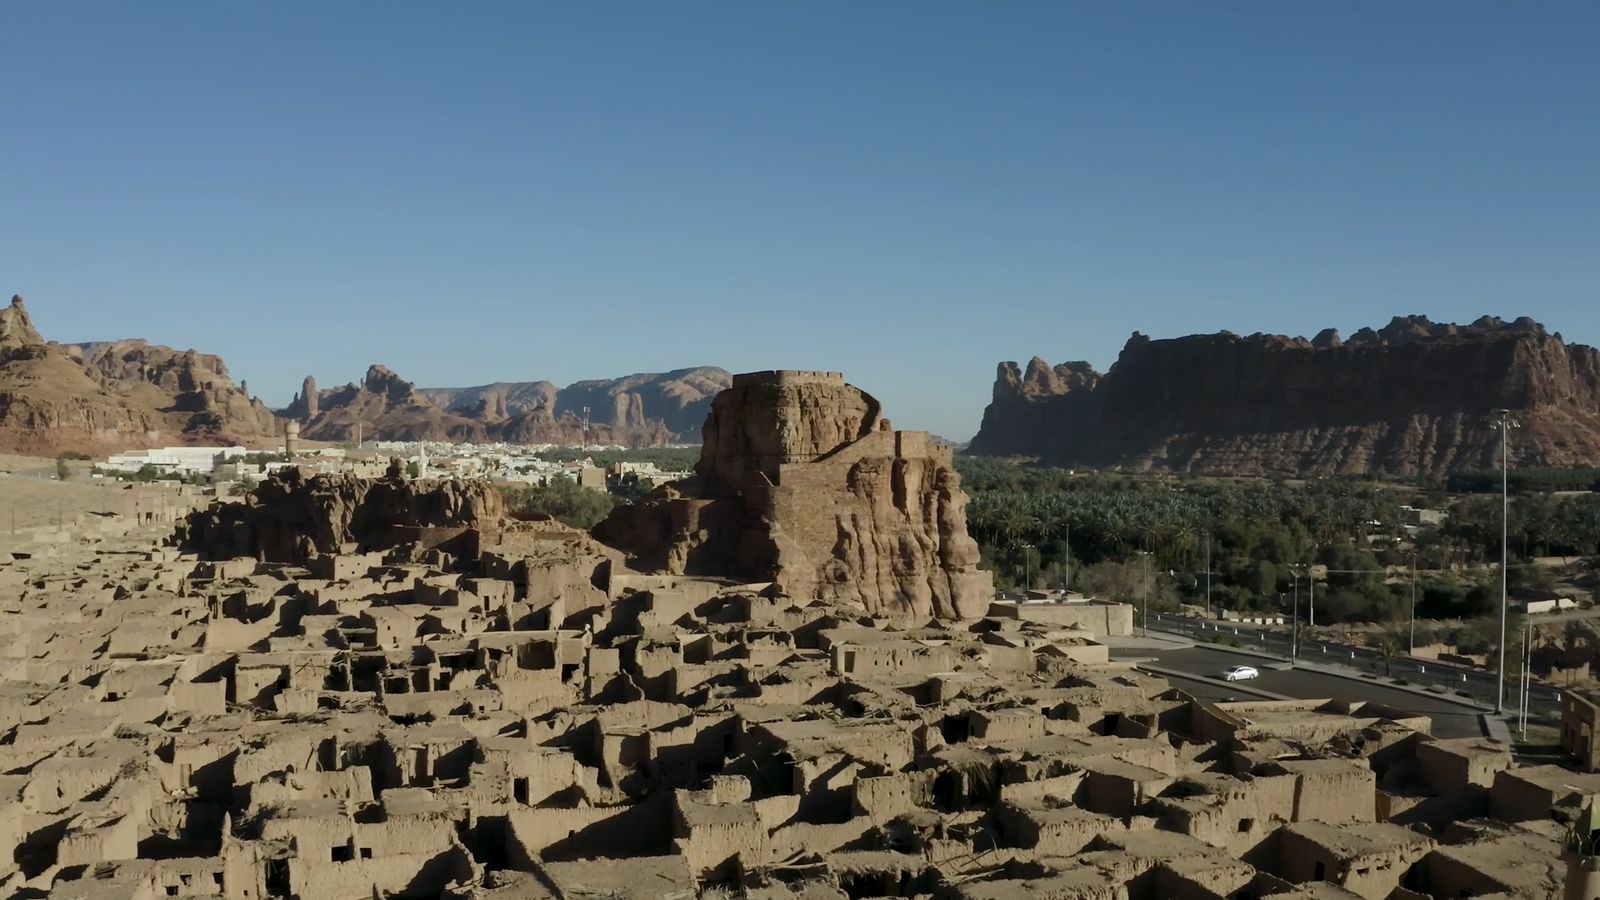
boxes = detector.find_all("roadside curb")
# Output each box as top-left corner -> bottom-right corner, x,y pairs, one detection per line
1288,660 -> 1493,712
1135,664 -> 1290,702
1173,642 -> 1494,713
1154,621 -> 1564,705
1107,633 -> 1196,652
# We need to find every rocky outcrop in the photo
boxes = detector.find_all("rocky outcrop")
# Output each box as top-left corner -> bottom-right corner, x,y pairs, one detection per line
0,295 -> 43,352
0,294 -> 279,456
294,364 -> 705,447
969,316 -> 1600,478
285,375 -> 319,420
68,339 -> 279,440
595,371 -> 992,619
176,461 -> 505,563
297,365 -> 486,443
419,367 -> 732,444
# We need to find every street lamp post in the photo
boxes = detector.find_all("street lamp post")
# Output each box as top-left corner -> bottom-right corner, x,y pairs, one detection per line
1064,525 -> 1071,591
1139,550 -> 1152,636
1495,409 -> 1517,715
1308,565 -> 1315,629
1290,567 -> 1300,663
1204,531 -> 1212,618
1020,542 -> 1034,595
1408,552 -> 1418,655
1521,619 -> 1532,736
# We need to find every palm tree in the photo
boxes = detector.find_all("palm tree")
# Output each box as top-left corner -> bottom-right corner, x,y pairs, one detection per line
1368,629 -> 1404,677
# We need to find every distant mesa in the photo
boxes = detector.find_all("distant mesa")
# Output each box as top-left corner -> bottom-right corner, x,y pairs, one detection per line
595,370 -> 993,619
969,315 -> 1600,478
288,365 -> 732,447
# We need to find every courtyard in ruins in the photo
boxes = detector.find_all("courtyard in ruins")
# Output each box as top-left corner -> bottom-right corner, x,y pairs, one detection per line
0,371 -> 1596,900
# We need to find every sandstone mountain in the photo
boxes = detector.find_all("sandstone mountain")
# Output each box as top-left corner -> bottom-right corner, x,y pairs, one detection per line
595,370 -> 993,619
292,365 -> 486,444
969,315 -> 1600,478
0,295 -> 279,456
290,365 -> 726,447
418,367 -> 731,442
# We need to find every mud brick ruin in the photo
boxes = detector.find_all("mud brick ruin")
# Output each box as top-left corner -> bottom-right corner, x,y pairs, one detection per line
0,371 -> 1593,899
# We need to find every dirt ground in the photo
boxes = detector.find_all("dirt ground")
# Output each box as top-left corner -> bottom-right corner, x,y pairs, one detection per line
0,454 -> 172,531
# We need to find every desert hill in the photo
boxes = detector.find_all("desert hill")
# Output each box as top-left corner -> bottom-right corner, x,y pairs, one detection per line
289,366 -> 729,446
969,315 -> 1600,478
419,367 -> 730,442
0,295 -> 279,456
286,364 -> 724,447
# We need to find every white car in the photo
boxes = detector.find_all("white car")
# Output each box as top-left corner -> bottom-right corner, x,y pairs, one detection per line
1221,665 -> 1260,682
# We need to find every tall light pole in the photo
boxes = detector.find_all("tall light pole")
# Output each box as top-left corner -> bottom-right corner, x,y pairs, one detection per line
1020,542 -> 1034,595
1521,619 -> 1532,736
1138,550 -> 1152,636
1308,564 -> 1315,629
1204,531 -> 1212,618
1064,525 -> 1072,592
1290,567 -> 1300,663
1495,409 -> 1516,715
1408,551 -> 1418,654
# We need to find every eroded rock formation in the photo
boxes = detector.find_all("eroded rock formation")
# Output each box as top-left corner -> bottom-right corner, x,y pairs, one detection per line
293,364 -> 704,447
595,371 -> 992,619
176,461 -> 505,563
970,315 -> 1600,478
0,295 -> 43,351
296,364 -> 485,443
0,293 -> 279,455
419,366 -> 732,444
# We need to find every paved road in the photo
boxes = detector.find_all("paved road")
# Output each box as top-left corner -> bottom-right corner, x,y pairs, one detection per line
1126,644 -> 1487,739
1144,612 -> 1561,719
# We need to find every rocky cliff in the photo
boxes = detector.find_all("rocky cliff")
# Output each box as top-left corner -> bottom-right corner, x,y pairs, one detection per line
294,365 -> 720,447
595,371 -> 992,619
969,316 -> 1600,478
0,295 -> 44,351
176,461 -> 505,563
418,367 -> 731,443
297,365 -> 487,444
0,294 -> 280,456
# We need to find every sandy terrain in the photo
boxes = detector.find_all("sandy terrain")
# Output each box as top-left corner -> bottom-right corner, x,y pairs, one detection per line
0,454 -> 184,531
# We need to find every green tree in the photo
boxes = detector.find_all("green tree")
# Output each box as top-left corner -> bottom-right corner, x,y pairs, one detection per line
1367,628 -> 1405,676
504,475 -> 616,529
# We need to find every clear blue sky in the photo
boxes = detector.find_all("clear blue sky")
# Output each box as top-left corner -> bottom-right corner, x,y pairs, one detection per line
3,3 -> 1596,440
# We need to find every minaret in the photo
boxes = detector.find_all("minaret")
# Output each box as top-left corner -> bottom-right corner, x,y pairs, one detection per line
418,444 -> 429,479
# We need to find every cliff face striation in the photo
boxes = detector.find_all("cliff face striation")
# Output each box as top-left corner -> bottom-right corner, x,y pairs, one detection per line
969,316 -> 1600,478
290,365 -> 721,447
0,294 -> 279,456
595,371 -> 993,619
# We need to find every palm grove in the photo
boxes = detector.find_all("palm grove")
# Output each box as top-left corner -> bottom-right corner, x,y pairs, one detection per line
956,458 -> 1600,652
499,450 -> 1600,662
